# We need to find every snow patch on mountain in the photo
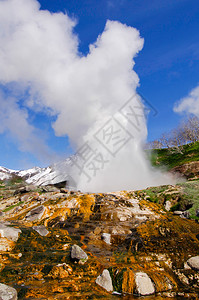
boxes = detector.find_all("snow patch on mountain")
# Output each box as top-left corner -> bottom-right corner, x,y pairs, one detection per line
0,157 -> 74,187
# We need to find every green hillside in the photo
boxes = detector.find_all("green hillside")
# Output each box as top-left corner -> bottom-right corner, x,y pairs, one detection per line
149,141 -> 199,169
144,141 -> 199,219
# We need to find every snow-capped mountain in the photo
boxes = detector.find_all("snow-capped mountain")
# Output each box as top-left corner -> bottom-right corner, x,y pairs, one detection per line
0,157 -> 74,187
0,166 -> 17,180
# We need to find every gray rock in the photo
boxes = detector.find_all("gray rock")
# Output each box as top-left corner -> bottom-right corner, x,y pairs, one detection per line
14,185 -> 36,195
186,256 -> 199,271
96,269 -> 113,292
196,209 -> 199,217
184,262 -> 191,270
181,211 -> 190,219
26,205 -> 45,221
0,282 -> 18,300
173,211 -> 183,215
71,244 -> 88,263
0,224 -> 21,242
42,186 -> 59,193
32,225 -> 49,236
165,200 -> 172,211
135,272 -> 155,296
101,233 -> 111,245
60,188 -> 69,193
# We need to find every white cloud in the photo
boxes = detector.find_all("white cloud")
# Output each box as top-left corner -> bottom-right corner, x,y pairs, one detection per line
0,0 -> 144,146
174,85 -> 199,116
0,89 -> 55,163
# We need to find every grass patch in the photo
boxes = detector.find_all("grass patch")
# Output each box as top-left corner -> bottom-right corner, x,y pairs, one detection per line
142,180 -> 199,218
5,175 -> 25,187
142,185 -> 169,204
149,141 -> 199,169
3,201 -> 24,212
177,181 -> 199,218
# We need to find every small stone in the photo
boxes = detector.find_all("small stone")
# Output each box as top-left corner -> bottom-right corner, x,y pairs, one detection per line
71,244 -> 88,263
0,282 -> 18,300
101,233 -> 111,245
178,292 -> 185,297
119,216 -> 127,222
173,211 -> 183,215
184,262 -> 191,269
32,225 -> 49,236
62,244 -> 69,250
181,211 -> 190,219
96,269 -> 113,292
165,200 -> 172,211
186,256 -> 199,271
112,291 -> 122,295
60,188 -> 69,193
94,227 -> 101,235
135,272 -> 155,296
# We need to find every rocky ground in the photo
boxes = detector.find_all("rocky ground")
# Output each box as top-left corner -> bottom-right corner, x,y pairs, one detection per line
0,180 -> 199,299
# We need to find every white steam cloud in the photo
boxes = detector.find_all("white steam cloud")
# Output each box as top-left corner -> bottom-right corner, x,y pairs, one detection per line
0,89 -> 55,162
174,85 -> 199,117
0,0 -> 174,192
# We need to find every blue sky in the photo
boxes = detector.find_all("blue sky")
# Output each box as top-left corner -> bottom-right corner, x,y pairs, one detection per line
0,0 -> 199,169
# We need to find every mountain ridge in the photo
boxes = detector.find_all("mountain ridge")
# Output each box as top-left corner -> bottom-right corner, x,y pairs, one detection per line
0,158 -> 73,186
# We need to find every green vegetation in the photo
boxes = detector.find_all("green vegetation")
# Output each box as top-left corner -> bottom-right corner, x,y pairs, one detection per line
142,180 -> 199,219
3,201 -> 24,212
149,141 -> 199,169
7,175 -> 24,185
177,181 -> 199,218
0,181 -> 5,189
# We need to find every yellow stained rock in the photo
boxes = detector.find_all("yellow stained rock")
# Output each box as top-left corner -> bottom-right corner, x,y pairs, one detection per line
122,268 -> 135,294
47,263 -> 73,279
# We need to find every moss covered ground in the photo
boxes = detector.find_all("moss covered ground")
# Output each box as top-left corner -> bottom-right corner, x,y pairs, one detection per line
149,141 -> 199,169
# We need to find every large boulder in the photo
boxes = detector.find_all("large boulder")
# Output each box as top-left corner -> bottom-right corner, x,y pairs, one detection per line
42,185 -> 60,193
70,244 -> 88,263
186,256 -> 199,271
135,272 -> 155,296
14,185 -> 36,195
0,224 -> 21,242
96,269 -> 113,292
26,205 -> 45,222
0,283 -> 18,300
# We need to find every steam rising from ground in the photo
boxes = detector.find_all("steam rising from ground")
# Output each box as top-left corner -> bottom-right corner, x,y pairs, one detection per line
0,0 -> 174,192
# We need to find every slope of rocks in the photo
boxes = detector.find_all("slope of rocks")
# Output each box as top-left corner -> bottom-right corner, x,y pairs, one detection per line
0,182 -> 199,299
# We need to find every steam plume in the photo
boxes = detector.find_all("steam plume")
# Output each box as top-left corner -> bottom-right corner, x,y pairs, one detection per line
0,0 -> 174,191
